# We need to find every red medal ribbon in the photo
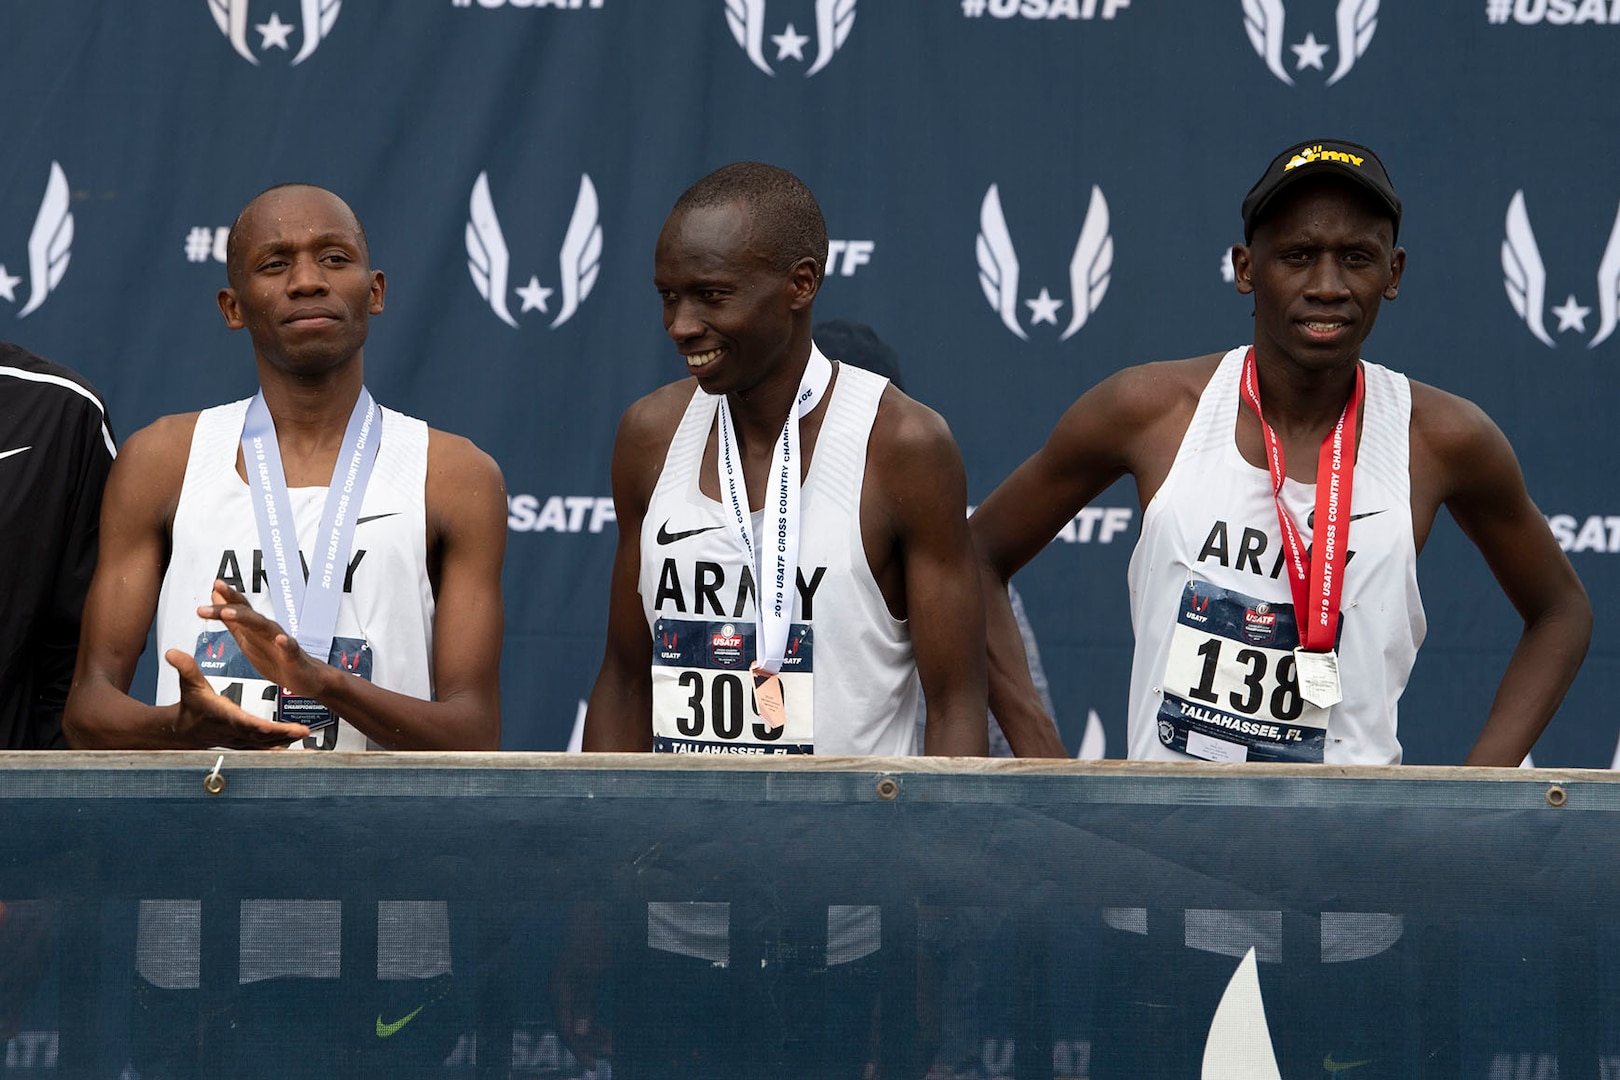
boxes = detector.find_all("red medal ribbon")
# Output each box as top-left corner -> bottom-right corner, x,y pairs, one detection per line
1239,348 -> 1362,654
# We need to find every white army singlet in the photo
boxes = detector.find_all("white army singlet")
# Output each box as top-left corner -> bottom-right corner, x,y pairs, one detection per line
639,355 -> 918,757
154,398 -> 434,751
1125,347 -> 1426,765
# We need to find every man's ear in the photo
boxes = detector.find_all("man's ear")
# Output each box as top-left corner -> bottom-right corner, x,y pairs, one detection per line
787,256 -> 821,311
1384,247 -> 1406,301
1231,244 -> 1254,296
369,269 -> 386,315
217,288 -> 245,330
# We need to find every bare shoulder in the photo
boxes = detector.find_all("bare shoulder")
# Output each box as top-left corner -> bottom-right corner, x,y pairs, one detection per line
869,382 -> 960,467
118,411 -> 200,469
425,429 -> 508,545
1084,353 -> 1223,428
1408,379 -> 1503,458
1408,379 -> 1517,483
611,378 -> 699,511
104,412 -> 200,523
617,378 -> 698,452
426,427 -> 505,490
1407,378 -> 1525,507
1044,352 -> 1224,466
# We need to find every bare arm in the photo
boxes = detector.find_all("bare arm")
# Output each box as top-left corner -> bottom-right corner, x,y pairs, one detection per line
970,360 -> 1207,756
64,418 -> 309,749
1412,388 -> 1591,766
201,432 -> 508,750
582,393 -> 683,752
865,392 -> 987,756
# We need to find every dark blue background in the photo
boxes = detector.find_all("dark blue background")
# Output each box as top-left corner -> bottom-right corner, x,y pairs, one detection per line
2,2 -> 1614,762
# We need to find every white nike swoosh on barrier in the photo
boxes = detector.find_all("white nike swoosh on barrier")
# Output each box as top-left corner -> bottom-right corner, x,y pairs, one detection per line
0,446 -> 32,461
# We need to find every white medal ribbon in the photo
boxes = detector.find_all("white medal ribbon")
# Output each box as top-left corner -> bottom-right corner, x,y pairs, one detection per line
713,347 -> 834,674
240,387 -> 381,667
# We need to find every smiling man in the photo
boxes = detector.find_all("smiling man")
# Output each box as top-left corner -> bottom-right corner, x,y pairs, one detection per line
973,137 -> 1589,769
585,162 -> 986,758
63,183 -> 504,1077
574,162 -> 985,1078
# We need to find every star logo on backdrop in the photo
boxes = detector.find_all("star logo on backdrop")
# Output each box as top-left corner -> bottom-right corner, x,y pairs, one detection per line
516,276 -> 553,314
1501,189 -> 1620,349
975,183 -> 1113,342
207,0 -> 341,66
1551,294 -> 1591,334
256,11 -> 294,49
1291,31 -> 1329,69
465,170 -> 602,331
725,0 -> 856,77
772,23 -> 809,60
1243,0 -> 1379,87
1025,288 -> 1064,325
3,163 -> 74,318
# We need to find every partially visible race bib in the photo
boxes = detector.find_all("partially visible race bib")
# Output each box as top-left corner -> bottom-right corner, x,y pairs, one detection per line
192,631 -> 373,751
651,617 -> 814,754
1155,580 -> 1335,763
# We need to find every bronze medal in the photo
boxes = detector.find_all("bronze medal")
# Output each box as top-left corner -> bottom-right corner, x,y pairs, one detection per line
751,661 -> 787,730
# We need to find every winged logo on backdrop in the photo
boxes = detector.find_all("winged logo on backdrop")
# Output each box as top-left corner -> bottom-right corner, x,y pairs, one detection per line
1501,189 -> 1620,349
0,162 -> 73,319
724,0 -> 856,77
975,183 -> 1112,342
1242,0 -> 1379,86
207,0 -> 341,65
465,171 -> 602,331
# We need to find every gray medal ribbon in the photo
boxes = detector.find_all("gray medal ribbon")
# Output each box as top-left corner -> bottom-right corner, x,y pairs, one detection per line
240,387 -> 381,668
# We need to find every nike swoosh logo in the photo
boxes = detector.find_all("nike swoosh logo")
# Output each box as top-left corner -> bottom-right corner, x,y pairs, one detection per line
356,513 -> 400,526
1323,1055 -> 1373,1072
656,519 -> 723,545
1306,508 -> 1387,528
375,1003 -> 425,1038
0,446 -> 32,461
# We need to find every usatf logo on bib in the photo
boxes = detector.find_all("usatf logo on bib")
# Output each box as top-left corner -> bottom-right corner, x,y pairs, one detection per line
710,623 -> 746,667
1242,604 -> 1277,645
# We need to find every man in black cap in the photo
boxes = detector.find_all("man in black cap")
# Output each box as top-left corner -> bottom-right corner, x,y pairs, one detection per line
973,136 -> 1588,769
969,136 -> 1593,1074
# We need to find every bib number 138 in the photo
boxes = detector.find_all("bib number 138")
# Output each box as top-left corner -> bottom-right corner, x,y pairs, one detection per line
1182,637 -> 1304,722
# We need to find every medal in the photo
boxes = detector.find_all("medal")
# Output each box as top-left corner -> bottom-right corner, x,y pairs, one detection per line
1240,349 -> 1361,710
241,387 -> 381,725
714,347 -> 833,709
1292,647 -> 1343,709
751,661 -> 787,730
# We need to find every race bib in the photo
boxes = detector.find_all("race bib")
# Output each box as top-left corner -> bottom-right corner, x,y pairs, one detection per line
1155,581 -> 1336,763
651,618 -> 814,754
191,631 -> 373,750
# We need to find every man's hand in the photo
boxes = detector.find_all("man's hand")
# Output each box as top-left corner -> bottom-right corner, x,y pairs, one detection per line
164,647 -> 308,749
198,580 -> 331,698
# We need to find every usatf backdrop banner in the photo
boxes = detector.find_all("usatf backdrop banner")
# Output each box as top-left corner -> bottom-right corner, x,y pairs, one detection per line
1,2 -> 1615,763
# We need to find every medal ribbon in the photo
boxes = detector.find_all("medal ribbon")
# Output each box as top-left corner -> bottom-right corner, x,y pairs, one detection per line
241,387 -> 381,667
714,347 -> 834,674
1239,348 -> 1362,653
